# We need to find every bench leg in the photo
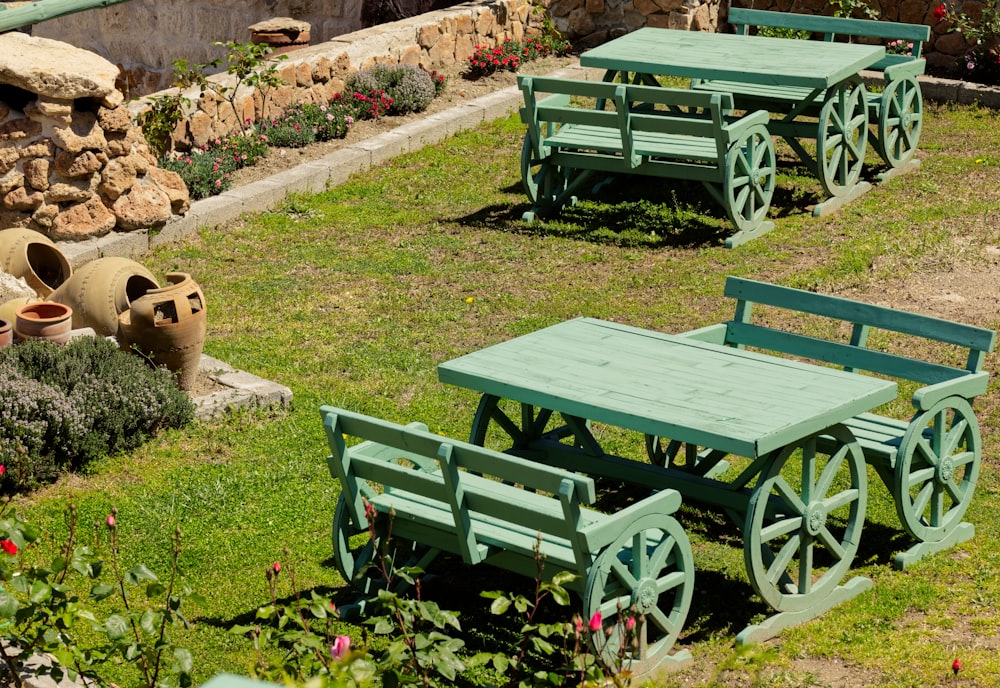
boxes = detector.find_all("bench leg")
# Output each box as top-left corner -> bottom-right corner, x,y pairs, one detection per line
519,135 -> 586,221
872,73 -> 924,172
584,514 -> 694,676
743,425 -> 867,620
891,397 -> 981,564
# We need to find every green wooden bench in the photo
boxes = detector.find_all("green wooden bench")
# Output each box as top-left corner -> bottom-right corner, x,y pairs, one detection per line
518,75 -> 776,248
671,276 -> 996,569
320,405 -> 695,674
699,8 -> 930,176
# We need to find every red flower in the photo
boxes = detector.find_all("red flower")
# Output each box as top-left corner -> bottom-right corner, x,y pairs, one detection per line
1,540 -> 17,556
0,465 -> 5,476
588,611 -> 602,632
272,561 -> 281,574
952,658 -> 961,674
934,4 -> 947,20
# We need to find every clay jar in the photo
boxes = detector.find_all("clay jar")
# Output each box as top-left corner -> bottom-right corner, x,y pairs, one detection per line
0,228 -> 73,297
118,272 -> 206,391
14,302 -> 74,345
50,257 -> 160,337
0,318 -> 11,349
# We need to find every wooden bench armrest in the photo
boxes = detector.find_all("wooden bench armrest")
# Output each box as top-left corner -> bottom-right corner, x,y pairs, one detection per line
721,108 -> 770,141
579,488 -> 682,552
911,372 -> 991,410
881,57 -> 927,80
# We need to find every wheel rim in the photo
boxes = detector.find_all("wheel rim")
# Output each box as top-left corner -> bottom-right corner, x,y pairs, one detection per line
584,514 -> 693,674
645,435 -> 728,477
520,134 -> 566,207
724,124 -> 775,230
878,75 -> 923,168
745,425 -> 866,613
816,78 -> 869,196
470,394 -> 578,452
332,491 -> 381,594
894,397 -> 980,543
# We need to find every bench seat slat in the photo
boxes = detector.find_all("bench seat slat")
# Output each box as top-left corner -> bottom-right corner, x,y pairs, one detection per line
545,124 -> 722,162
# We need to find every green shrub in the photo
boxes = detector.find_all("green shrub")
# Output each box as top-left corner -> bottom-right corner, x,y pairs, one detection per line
0,337 -> 194,489
346,65 -> 435,115
160,150 -> 235,200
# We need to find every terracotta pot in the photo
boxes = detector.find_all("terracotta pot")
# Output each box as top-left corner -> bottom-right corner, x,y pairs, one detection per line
0,318 -> 11,349
0,228 -> 73,297
14,302 -> 73,345
50,257 -> 159,337
118,272 -> 206,391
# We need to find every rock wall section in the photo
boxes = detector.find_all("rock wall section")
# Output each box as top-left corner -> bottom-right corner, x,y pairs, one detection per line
128,0 -> 546,151
0,33 -> 190,242
32,0 -> 367,96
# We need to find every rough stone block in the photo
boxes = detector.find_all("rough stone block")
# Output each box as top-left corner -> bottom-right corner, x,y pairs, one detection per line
97,228 -> 149,259
148,212 -> 201,250
350,131 -> 410,167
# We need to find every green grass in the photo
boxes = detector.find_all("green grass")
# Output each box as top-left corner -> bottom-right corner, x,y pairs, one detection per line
10,99 -> 1000,687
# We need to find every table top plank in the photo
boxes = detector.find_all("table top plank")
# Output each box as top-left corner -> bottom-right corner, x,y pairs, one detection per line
579,28 -> 886,90
438,318 -> 898,458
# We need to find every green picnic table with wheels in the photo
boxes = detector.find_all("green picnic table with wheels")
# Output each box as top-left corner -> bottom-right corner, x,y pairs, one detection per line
438,317 -> 898,644
579,28 -> 886,216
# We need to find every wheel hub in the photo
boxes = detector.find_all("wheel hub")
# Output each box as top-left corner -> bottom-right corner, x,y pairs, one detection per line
937,456 -> 955,485
804,502 -> 827,537
632,577 -> 659,614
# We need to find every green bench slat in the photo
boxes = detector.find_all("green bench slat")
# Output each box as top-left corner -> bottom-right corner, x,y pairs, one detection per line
545,124 -> 723,162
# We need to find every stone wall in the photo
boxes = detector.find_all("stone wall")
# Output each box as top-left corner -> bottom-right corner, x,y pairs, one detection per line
0,33 -> 190,242
539,0 -> 720,48
128,0 -> 545,151
31,0 -> 368,97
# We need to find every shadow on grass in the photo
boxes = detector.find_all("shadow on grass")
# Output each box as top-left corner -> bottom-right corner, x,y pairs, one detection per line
457,170 -> 824,249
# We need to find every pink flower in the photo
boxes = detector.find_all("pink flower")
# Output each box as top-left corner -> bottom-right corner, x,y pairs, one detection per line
574,615 -> 583,634
625,616 -> 636,631
1,540 -> 17,556
272,561 -> 281,574
106,514 -> 116,528
588,611 -> 602,632
934,4 -> 947,20
0,465 -> 5,476
331,635 -> 351,660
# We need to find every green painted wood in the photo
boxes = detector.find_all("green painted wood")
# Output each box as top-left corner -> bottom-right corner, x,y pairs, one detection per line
579,27 -> 884,89
438,318 -> 897,459
517,74 -> 777,245
699,276 -> 997,566
320,404 -> 695,673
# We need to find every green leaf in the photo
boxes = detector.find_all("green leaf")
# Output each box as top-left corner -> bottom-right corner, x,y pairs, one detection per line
105,614 -> 129,641
0,589 -> 18,618
173,647 -> 194,674
549,585 -> 571,607
90,584 -> 115,601
146,582 -> 166,598
140,609 -> 159,635
125,565 -> 158,585
490,596 -> 510,615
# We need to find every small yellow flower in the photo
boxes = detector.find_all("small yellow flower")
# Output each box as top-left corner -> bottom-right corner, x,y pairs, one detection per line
465,296 -> 475,303
975,158 -> 984,164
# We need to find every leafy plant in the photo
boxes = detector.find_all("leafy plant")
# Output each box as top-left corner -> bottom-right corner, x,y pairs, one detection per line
138,93 -> 188,159
937,1 -> 1000,84
0,337 -> 194,488
465,37 -> 571,78
0,504 -> 201,688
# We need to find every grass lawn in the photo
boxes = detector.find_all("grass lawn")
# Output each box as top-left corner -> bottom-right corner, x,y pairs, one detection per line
11,97 -> 1000,687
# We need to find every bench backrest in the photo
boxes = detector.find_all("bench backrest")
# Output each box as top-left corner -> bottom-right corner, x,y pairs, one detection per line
320,405 -> 599,566
518,75 -> 736,163
719,276 -> 996,386
728,7 -> 931,73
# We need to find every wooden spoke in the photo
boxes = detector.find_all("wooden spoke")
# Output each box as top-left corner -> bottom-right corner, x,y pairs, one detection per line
645,435 -> 729,478
894,397 -> 981,543
584,513 -> 694,675
816,77 -> 869,197
332,478 -> 436,595
745,425 -> 866,613
877,74 -> 923,168
520,134 -> 567,209
723,123 -> 775,231
470,394 -> 580,453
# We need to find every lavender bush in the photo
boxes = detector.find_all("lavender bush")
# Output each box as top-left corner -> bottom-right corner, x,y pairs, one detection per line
0,337 -> 194,489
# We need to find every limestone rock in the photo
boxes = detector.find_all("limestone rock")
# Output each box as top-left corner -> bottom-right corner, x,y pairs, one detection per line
112,177 -> 171,230
21,158 -> 49,191
51,111 -> 108,154
147,166 -> 191,215
99,156 -> 138,200
46,176 -> 98,204
0,32 -> 120,104
49,196 -> 116,241
54,150 -> 106,178
0,269 -> 36,305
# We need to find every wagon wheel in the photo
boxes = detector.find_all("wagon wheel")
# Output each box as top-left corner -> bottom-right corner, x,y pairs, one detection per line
894,397 -> 980,544
644,435 -> 728,478
470,394 -> 581,454
333,484 -> 437,595
876,73 -> 923,168
815,77 -> 869,197
584,513 -> 694,674
521,134 -> 567,209
723,123 -> 775,231
745,425 -> 866,613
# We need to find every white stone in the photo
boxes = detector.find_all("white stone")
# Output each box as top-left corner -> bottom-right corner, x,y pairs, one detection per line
0,32 -> 119,102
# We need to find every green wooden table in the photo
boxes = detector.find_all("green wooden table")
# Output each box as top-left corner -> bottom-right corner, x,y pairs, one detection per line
438,317 -> 898,644
579,28 -> 886,215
